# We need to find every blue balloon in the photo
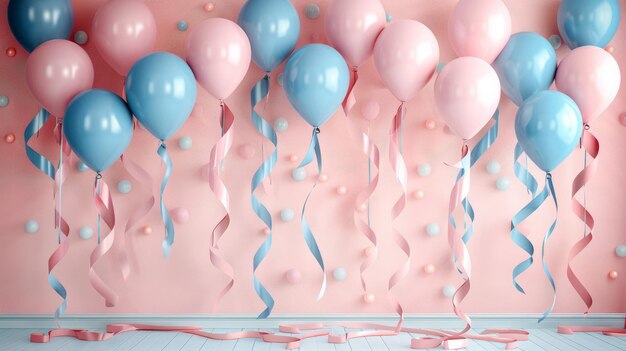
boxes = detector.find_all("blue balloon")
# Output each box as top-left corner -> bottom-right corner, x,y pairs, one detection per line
8,0 -> 74,53
283,44 -> 349,127
125,52 -> 197,141
64,89 -> 134,173
557,0 -> 620,49
515,91 -> 582,173
238,0 -> 300,72
493,32 -> 557,106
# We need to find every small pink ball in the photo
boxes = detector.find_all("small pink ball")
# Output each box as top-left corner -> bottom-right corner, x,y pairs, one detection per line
361,100 -> 380,121
412,189 -> 425,200
318,173 -> 328,182
619,113 -> 626,127
363,293 -> 376,304
142,225 -> 153,235
423,264 -> 436,274
4,133 -> 15,144
443,125 -> 453,134
364,246 -> 377,257
423,119 -> 437,130
285,269 -> 302,284
203,2 -> 214,12
262,228 -> 271,236
238,144 -> 256,159
6,47 -> 16,57
336,185 -> 348,195
357,203 -> 368,213
171,208 -> 190,224
605,45 -> 614,53
288,154 -> 299,163
608,271 -> 618,279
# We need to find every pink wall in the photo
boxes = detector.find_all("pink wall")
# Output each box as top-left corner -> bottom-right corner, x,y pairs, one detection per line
0,0 -> 624,315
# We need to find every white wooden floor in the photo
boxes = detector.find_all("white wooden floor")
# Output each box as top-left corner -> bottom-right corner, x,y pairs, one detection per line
1,328 -> 624,351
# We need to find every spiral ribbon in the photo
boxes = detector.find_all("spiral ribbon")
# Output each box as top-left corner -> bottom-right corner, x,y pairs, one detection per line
539,173 -> 558,323
514,143 -> 538,196
24,108 -> 55,179
566,126 -> 597,313
90,175 -> 119,307
208,102 -> 235,312
250,75 -> 277,319
157,142 -> 175,258
342,68 -> 358,116
297,128 -> 327,301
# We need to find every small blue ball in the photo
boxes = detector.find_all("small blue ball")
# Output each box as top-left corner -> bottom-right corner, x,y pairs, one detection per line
117,180 -> 132,194
305,3 -> 320,19
548,35 -> 562,49
426,223 -> 440,237
274,118 -> 289,132
74,31 -> 88,45
386,13 -> 392,23
280,208 -> 295,222
79,226 -> 94,240
616,245 -> 626,257
24,220 -> 39,234
443,285 -> 456,297
292,167 -> 307,181
76,161 -> 89,172
417,163 -> 431,177
333,267 -> 348,281
436,62 -> 446,73
486,161 -> 501,175
178,136 -> 193,150
177,21 -> 188,31
496,177 -> 510,191
0,95 -> 8,107
277,73 -> 285,86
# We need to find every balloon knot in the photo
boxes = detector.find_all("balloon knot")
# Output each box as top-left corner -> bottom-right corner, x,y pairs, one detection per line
546,172 -> 552,180
96,173 -> 102,180
584,123 -> 590,130
314,127 -> 321,134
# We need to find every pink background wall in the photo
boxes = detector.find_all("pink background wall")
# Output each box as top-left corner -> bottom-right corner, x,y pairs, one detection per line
0,0 -> 625,315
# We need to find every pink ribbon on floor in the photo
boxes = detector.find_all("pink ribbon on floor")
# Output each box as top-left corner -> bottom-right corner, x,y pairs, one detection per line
208,101 -> 235,312
558,317 -> 626,337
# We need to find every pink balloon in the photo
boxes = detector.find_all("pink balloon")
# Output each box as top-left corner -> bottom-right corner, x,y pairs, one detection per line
186,18 -> 251,100
92,0 -> 157,76
25,40 -> 94,118
434,57 -> 500,140
325,0 -> 386,68
373,20 -> 439,102
449,0 -> 511,63
555,46 -> 621,124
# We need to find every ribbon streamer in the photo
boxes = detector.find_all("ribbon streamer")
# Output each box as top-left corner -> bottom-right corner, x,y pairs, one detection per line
539,173 -> 558,323
24,108 -> 55,180
297,128 -> 327,301
342,68 -> 358,116
89,175 -> 119,307
558,317 -> 626,337
514,143 -> 539,196
250,75 -> 277,319
208,102 -> 235,312
566,126 -> 597,313
157,142 -> 175,258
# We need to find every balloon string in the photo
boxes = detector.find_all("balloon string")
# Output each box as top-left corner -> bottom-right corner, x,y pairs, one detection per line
157,142 -> 174,258
297,128 -> 326,301
90,175 -> 119,307
539,173 -> 558,323
209,102 -> 235,312
251,75 -> 276,318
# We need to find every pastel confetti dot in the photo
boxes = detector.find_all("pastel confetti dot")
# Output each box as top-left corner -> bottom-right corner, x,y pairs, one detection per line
361,100 -> 380,121
203,2 -> 215,12
24,220 -> 39,234
412,189 -> 425,200
142,225 -> 153,235
74,30 -> 88,45
386,13 -> 392,23
423,264 -> 435,274
357,203 -> 368,213
333,267 -> 347,281
178,136 -> 193,150
76,161 -> 89,172
336,185 -> 348,195
426,223 -> 440,237
486,161 -> 501,175
436,62 -> 446,73
177,21 -> 188,31
548,35 -> 561,49
292,167 -> 307,181
0,95 -> 9,107
318,173 -> 328,182
171,208 -> 190,224
280,208 -> 295,222
605,45 -> 614,53
288,154 -> 299,163
4,133 -> 15,143
277,73 -> 284,86
496,177 -> 510,191
79,226 -> 93,240
285,269 -> 302,284
423,119 -> 437,130
117,180 -> 132,194
305,3 -> 320,19
363,292 -> 376,303
262,228 -> 271,236
417,163 -> 431,177
238,144 -> 256,159
619,113 -> 626,127
608,271 -> 618,279
6,47 -> 16,57
364,246 -> 377,257
443,285 -> 456,297
274,117 -> 289,132
616,245 -> 626,257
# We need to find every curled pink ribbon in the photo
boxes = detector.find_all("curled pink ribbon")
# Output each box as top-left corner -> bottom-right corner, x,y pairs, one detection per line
208,101 -> 235,312
90,176 -> 119,307
342,68 -> 358,116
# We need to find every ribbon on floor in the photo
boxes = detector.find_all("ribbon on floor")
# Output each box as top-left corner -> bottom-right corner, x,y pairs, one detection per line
251,75 -> 277,319
157,142 -> 175,258
90,175 -> 119,307
558,317 -> 626,337
297,128 -> 327,301
208,101 -> 235,312
567,126 -> 597,313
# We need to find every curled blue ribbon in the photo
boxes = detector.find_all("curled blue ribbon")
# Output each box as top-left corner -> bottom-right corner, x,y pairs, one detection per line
540,173 -> 558,323
157,142 -> 175,258
250,75 -> 277,319
297,128 -> 327,301
514,143 -> 538,196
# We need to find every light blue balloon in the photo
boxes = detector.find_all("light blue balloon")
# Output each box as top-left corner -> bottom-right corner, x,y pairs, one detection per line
284,44 -> 349,127
177,21 -> 188,31
305,3 -> 320,19
0,95 -> 9,107
8,0 -> 74,53
117,179 -> 132,194
417,163 -> 431,177
558,0 -> 620,49
616,245 -> 626,257
386,13 -> 392,23
64,89 -> 134,173
76,161 -> 89,172
275,117 -> 289,132
178,136 -> 193,150
74,30 -> 88,45
426,223 -> 440,237
486,161 -> 501,175
126,52 -> 197,141
443,285 -> 456,298
333,267 -> 348,281
515,91 -> 582,173
79,226 -> 93,240
496,177 -> 510,191
238,0 -> 300,72
280,208 -> 295,222
277,73 -> 285,86
292,167 -> 307,181
493,32 -> 557,106
24,220 -> 39,233
548,35 -> 562,49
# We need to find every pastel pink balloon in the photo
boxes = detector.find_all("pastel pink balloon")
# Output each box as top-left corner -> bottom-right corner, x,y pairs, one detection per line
555,46 -> 621,124
25,40 -> 94,118
92,0 -> 157,76
186,18 -> 251,100
325,0 -> 386,68
449,0 -> 511,63
434,57 -> 500,140
374,20 -> 439,102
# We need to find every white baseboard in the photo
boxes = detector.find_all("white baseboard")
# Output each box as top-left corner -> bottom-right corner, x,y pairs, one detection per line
1,313 -> 624,330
